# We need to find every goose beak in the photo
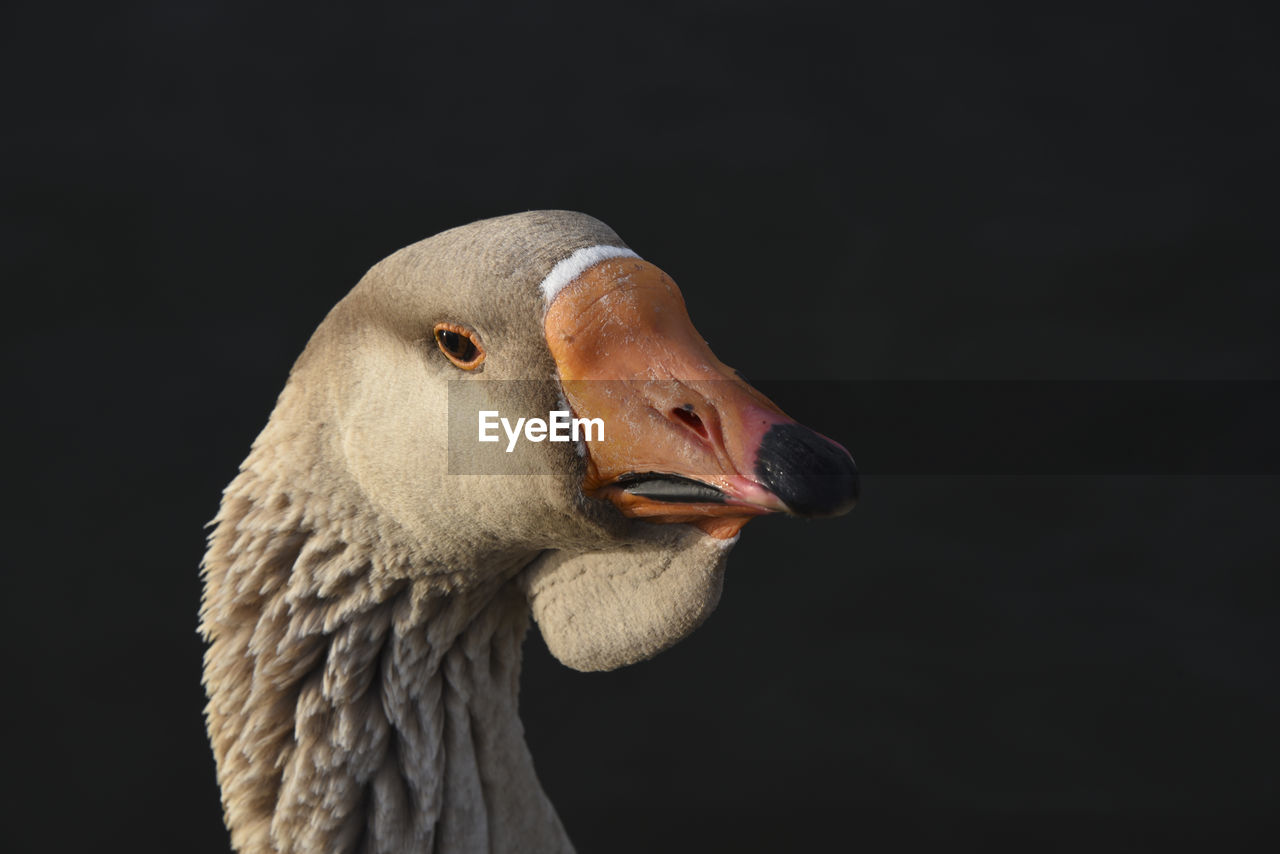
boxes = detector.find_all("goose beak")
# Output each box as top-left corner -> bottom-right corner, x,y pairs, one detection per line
544,257 -> 858,539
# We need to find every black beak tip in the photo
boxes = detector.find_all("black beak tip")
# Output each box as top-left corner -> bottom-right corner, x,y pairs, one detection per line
754,423 -> 859,518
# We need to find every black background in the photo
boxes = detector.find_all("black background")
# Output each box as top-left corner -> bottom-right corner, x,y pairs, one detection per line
4,1 -> 1277,851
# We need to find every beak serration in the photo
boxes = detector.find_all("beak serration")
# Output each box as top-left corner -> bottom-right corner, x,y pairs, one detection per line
616,473 -> 727,504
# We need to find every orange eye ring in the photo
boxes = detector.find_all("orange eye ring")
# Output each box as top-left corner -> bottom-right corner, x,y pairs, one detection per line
433,322 -> 485,370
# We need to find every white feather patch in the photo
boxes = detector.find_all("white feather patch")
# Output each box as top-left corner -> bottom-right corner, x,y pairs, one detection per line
539,245 -> 640,308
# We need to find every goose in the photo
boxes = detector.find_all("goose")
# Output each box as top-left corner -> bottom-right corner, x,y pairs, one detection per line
200,210 -> 858,853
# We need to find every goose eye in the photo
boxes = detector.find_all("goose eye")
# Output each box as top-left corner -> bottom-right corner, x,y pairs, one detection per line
433,323 -> 485,369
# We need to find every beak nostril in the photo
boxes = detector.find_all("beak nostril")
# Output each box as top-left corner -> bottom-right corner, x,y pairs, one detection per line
671,405 -> 708,439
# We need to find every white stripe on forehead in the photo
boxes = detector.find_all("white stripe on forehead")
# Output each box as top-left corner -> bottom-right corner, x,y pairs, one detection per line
538,245 -> 640,308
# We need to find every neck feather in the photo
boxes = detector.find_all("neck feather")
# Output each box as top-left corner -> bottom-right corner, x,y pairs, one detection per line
200,464 -> 572,854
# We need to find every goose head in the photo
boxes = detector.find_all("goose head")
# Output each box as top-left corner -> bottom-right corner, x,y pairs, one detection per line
202,210 -> 856,852
284,210 -> 856,671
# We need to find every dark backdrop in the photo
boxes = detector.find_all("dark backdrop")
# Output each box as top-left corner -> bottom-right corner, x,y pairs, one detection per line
4,1 -> 1277,851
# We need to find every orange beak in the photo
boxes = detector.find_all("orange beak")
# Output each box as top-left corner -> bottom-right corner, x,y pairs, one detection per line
544,257 -> 857,539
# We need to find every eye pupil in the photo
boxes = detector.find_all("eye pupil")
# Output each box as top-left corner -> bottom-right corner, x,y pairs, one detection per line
434,325 -> 482,367
438,329 -> 462,354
